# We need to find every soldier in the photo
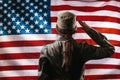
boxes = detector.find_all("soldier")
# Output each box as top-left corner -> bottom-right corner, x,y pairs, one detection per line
38,12 -> 115,80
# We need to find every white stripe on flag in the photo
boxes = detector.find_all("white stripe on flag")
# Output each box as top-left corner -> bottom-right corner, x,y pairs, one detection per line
51,0 -> 120,7
0,59 -> 38,66
0,46 -> 119,54
0,69 -> 120,77
0,33 -> 120,42
0,70 -> 37,77
85,69 -> 120,75
0,57 -> 120,66
52,22 -> 120,30
51,10 -> 120,18
86,58 -> 120,65
0,46 -> 42,54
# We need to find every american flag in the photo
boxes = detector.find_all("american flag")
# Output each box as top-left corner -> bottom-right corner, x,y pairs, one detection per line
0,0 -> 120,80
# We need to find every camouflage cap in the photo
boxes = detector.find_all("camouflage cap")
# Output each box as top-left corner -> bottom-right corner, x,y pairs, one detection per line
57,12 -> 77,34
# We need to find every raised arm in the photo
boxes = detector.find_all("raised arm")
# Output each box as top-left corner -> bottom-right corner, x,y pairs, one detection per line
78,20 -> 115,59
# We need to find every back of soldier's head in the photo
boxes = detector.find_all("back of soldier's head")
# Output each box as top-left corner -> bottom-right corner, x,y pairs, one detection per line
56,12 -> 77,35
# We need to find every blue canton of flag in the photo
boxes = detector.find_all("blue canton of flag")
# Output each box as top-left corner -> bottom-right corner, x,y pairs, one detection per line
0,0 -> 51,36
0,1 -> 2,34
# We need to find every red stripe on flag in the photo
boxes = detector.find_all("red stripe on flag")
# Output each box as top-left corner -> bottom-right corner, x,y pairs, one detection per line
0,40 -> 54,48
76,16 -> 120,23
111,53 -> 120,59
0,77 -> 37,80
0,66 -> 38,71
0,53 -> 40,60
51,5 -> 120,12
85,75 -> 120,79
0,39 -> 119,48
76,39 -> 119,47
85,64 -> 120,69
51,16 -> 120,23
0,52 -> 119,60
52,27 -> 120,35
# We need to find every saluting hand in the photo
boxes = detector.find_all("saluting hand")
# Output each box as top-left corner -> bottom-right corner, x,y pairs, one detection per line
78,20 -> 91,31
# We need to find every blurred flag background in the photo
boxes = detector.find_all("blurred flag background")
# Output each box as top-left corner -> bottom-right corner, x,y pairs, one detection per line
0,0 -> 120,80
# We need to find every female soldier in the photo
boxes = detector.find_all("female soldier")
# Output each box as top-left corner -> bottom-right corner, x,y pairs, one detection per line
38,12 -> 115,80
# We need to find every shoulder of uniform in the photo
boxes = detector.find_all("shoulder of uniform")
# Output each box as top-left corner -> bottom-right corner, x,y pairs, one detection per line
41,41 -> 56,54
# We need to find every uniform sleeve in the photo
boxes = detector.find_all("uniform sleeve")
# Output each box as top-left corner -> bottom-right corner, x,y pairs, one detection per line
38,47 -> 52,80
80,28 -> 115,61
